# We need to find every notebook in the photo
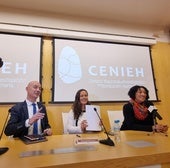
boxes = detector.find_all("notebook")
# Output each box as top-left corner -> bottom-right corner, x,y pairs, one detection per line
20,134 -> 47,144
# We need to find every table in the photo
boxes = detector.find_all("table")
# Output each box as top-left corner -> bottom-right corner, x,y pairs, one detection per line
0,131 -> 170,168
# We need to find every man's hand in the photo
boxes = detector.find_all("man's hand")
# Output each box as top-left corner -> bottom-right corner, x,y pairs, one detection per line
28,108 -> 45,125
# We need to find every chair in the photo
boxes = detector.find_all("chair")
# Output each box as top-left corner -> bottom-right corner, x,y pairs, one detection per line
61,112 -> 69,134
107,110 -> 124,130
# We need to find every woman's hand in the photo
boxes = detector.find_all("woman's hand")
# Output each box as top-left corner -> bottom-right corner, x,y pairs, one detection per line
162,125 -> 168,132
80,120 -> 88,132
154,124 -> 168,133
99,120 -> 103,127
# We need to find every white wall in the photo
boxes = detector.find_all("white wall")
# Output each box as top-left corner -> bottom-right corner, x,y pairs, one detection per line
0,6 -> 169,43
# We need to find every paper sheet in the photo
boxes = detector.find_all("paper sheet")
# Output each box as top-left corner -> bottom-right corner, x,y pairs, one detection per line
85,105 -> 101,131
75,138 -> 99,145
126,140 -> 155,148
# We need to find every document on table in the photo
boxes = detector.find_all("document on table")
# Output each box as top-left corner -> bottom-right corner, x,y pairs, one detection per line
126,140 -> 155,148
85,105 -> 101,131
75,138 -> 99,145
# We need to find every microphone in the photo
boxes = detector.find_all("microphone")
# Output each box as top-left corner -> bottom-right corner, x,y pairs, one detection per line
152,109 -> 163,120
0,109 -> 10,155
94,108 -> 115,146
148,105 -> 163,120
0,57 -> 3,68
0,58 -> 9,155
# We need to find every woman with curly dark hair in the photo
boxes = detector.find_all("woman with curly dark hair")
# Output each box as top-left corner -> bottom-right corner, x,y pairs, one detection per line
67,89 -> 91,134
120,85 -> 168,133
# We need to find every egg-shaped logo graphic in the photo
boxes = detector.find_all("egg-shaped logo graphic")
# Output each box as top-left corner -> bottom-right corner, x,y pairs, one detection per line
58,46 -> 82,84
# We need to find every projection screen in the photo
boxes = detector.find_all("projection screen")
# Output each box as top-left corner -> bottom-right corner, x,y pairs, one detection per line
53,38 -> 157,102
0,33 -> 42,103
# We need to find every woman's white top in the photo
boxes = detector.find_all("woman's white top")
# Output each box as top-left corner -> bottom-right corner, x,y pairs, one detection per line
66,109 -> 86,134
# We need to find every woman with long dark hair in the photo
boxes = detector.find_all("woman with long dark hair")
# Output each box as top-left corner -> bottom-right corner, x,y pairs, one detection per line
67,89 -> 91,134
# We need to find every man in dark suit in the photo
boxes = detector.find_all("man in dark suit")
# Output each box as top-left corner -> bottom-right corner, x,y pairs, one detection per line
4,81 -> 52,137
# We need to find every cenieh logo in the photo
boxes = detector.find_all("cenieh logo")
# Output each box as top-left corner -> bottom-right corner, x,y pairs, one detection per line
58,46 -> 145,85
58,46 -> 82,84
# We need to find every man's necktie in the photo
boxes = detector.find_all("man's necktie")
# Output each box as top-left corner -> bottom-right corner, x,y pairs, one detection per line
32,103 -> 38,135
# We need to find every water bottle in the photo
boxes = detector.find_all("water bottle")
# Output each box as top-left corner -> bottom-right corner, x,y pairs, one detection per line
113,120 -> 121,143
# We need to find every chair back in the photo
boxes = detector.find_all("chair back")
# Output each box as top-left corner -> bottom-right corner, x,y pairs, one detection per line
62,112 -> 69,134
107,110 -> 124,129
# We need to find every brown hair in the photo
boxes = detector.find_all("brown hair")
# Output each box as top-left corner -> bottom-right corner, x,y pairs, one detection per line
72,89 -> 90,120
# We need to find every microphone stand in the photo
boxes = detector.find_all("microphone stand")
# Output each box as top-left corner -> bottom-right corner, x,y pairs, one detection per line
0,58 -> 8,155
152,112 -> 157,134
94,108 -> 115,146
0,111 -> 9,155
0,58 -> 9,155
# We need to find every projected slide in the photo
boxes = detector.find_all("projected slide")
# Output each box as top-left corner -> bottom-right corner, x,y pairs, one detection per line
53,38 -> 157,102
0,33 -> 42,103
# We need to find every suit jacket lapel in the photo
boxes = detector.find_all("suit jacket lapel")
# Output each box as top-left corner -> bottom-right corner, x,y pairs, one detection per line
23,101 -> 29,119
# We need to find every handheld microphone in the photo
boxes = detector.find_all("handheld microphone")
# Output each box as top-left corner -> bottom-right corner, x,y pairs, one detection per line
152,109 -> 162,120
94,108 -> 115,146
0,57 -> 3,68
0,109 -> 10,155
148,105 -> 163,120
